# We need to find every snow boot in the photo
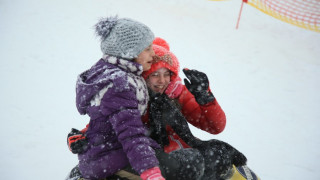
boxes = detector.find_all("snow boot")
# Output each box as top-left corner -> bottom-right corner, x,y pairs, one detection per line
65,165 -> 84,180
65,165 -> 129,180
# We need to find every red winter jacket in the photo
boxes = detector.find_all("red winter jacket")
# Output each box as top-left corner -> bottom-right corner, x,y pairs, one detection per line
142,85 -> 226,153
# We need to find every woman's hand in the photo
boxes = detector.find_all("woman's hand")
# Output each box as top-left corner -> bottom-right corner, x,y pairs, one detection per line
183,68 -> 215,105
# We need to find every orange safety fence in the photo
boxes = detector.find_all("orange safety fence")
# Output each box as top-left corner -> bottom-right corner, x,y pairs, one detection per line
245,0 -> 320,32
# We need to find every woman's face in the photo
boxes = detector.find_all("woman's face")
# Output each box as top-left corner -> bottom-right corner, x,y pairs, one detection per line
134,44 -> 155,71
146,68 -> 171,94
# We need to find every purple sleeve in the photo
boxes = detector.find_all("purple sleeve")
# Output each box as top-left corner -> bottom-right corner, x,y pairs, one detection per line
100,86 -> 159,174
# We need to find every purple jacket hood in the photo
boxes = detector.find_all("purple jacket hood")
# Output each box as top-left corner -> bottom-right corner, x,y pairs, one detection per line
76,56 -> 143,115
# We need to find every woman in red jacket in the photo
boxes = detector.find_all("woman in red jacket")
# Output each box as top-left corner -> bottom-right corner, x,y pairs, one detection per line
141,38 -> 247,180
141,37 -> 226,154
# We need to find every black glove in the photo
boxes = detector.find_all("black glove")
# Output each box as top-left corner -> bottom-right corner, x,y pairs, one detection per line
148,88 -> 202,148
67,128 -> 89,154
183,69 -> 215,105
148,90 -> 170,147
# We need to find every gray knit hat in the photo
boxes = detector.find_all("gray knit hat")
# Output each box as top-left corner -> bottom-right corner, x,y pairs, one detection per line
95,16 -> 155,60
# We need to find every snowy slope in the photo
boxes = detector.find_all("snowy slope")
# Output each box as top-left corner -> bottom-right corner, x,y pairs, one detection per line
1,0 -> 319,179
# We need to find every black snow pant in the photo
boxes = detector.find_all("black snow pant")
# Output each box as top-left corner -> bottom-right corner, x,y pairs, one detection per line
194,140 -> 247,180
106,148 -> 205,180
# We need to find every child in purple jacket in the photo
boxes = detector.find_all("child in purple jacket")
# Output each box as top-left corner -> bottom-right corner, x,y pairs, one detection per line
74,16 -> 164,180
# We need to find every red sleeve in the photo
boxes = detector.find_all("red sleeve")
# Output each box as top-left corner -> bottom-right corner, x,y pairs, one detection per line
141,109 -> 150,125
178,86 -> 226,134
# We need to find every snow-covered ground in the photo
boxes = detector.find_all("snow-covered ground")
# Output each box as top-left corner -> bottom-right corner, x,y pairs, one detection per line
1,0 -> 319,179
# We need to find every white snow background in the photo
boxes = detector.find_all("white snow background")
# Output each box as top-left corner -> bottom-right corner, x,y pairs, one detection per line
1,0 -> 319,179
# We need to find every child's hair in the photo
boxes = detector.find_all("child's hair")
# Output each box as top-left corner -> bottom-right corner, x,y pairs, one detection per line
95,16 -> 154,60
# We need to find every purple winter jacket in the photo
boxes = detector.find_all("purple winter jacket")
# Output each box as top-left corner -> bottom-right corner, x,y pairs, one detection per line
76,55 -> 160,179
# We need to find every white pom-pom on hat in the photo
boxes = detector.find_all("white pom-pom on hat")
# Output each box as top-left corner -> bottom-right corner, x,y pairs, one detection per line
95,16 -> 118,40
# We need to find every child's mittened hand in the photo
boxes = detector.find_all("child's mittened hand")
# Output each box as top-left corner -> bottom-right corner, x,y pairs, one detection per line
140,167 -> 165,180
67,128 -> 89,154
